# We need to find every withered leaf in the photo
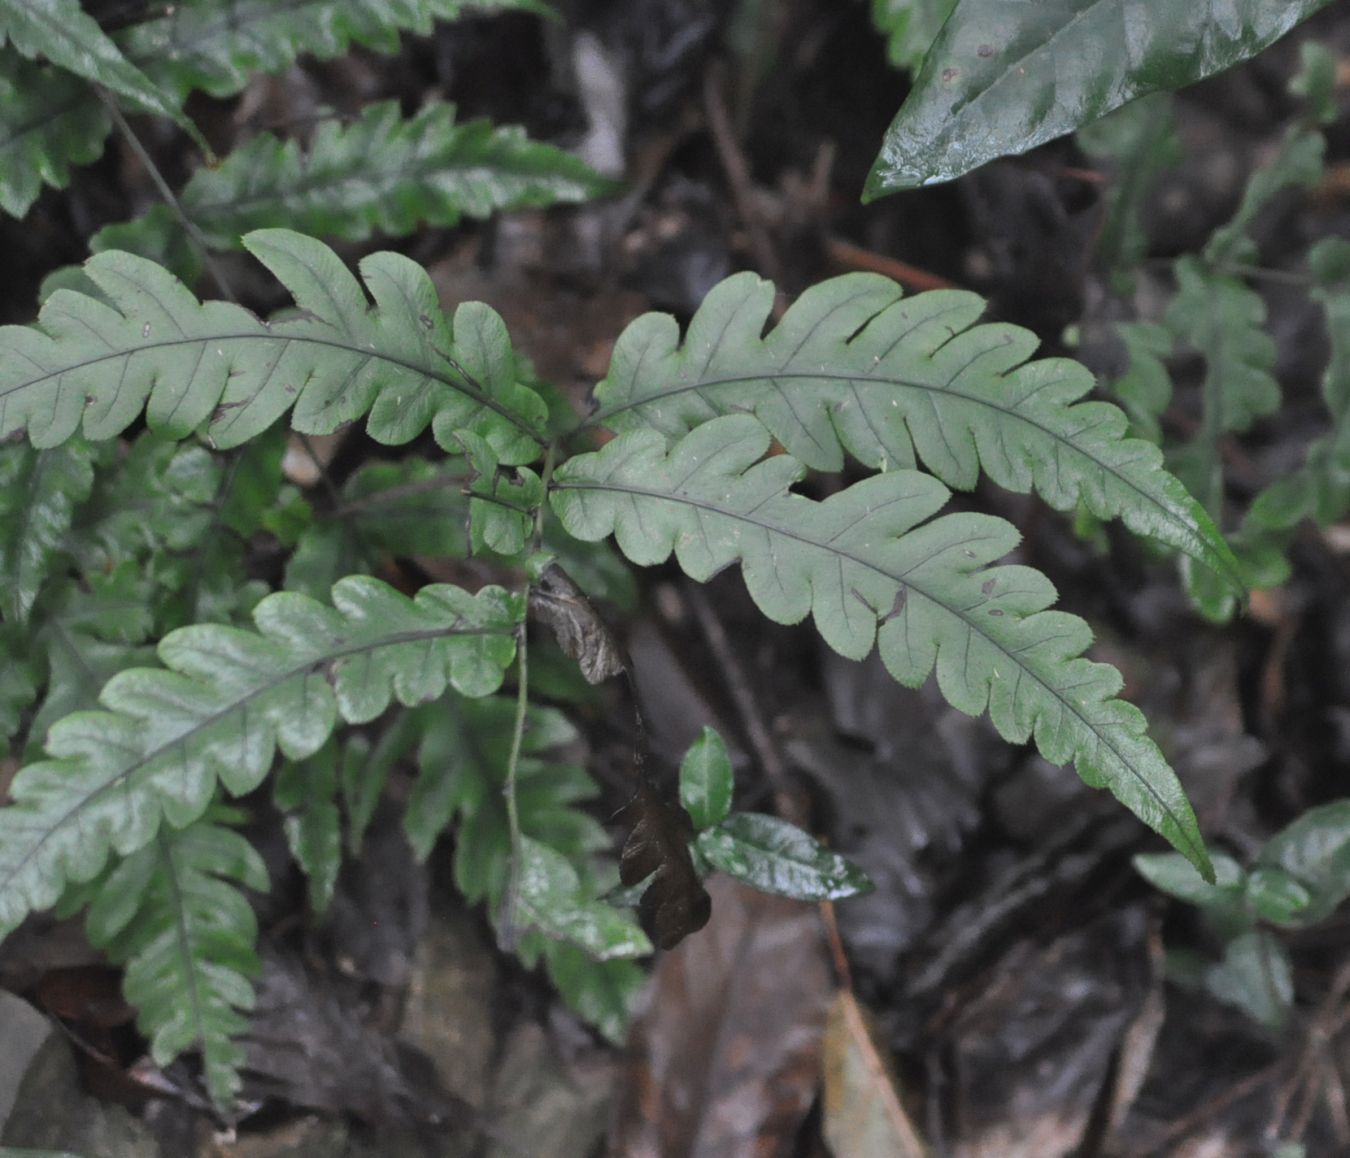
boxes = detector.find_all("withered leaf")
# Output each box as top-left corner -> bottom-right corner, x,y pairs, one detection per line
529,562 -> 625,684
619,780 -> 711,950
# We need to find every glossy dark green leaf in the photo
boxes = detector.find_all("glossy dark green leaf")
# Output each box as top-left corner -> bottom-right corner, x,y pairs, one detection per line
866,0 -> 1336,197
696,812 -> 872,902
679,726 -> 733,831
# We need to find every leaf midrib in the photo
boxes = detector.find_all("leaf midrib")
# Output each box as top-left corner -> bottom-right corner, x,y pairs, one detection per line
555,475 -> 1203,863
0,621 -> 512,903
590,367 -> 1216,564
1,329 -> 542,443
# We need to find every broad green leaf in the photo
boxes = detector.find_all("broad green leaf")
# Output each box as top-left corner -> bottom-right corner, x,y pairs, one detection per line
0,576 -> 522,940
591,271 -> 1241,594
86,809 -> 269,1109
553,416 -> 1214,879
1203,929 -> 1293,1030
275,741 -> 342,915
0,53 -> 109,218
0,0 -> 196,138
94,101 -> 613,272
515,838 -> 651,960
1134,851 -> 1248,937
0,230 -> 546,459
697,813 -> 872,901
866,0 -> 1336,196
679,726 -> 733,830
0,436 -> 96,623
870,0 -> 956,71
1255,799 -> 1350,927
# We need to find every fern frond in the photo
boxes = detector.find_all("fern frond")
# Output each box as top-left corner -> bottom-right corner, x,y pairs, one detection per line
121,0 -> 546,104
0,52 -> 109,218
0,0 -> 545,217
0,576 -> 522,939
85,807 -> 268,1110
98,101 -> 612,265
590,272 -> 1241,594
0,0 -> 192,133
0,436 -> 96,623
552,414 -> 1213,878
0,229 -> 546,458
275,741 -> 341,915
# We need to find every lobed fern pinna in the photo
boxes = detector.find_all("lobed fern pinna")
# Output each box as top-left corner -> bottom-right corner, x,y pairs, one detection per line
0,226 -> 1238,1108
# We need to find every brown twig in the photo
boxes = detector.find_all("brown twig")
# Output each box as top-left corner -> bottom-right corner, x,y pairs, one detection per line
825,236 -> 958,292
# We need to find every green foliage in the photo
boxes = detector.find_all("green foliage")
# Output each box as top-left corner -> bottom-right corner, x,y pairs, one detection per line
1136,800 -> 1350,1029
85,807 -> 268,1107
869,0 -> 956,71
866,0 -> 1335,197
0,229 -> 547,455
0,0 -> 195,136
0,576 -> 521,941
679,725 -> 733,830
557,416 -> 1212,879
591,270 -> 1240,594
0,0 -> 545,217
90,101 -> 614,282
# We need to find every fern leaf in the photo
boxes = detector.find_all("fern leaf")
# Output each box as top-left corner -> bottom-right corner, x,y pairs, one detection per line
0,0 -> 543,217
275,741 -> 342,915
0,230 -> 546,459
0,576 -> 522,939
0,52 -> 109,218
122,0 -> 546,104
85,807 -> 268,1109
0,436 -> 96,623
590,272 -> 1241,594
552,415 -> 1213,879
0,0 -> 192,134
98,101 -> 612,262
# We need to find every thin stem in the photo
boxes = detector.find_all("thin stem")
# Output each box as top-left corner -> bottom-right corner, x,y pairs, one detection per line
497,616 -> 530,951
97,89 -> 238,303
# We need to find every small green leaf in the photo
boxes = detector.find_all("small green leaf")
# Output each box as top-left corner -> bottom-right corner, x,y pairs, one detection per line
1255,799 -> 1350,927
1244,867 -> 1312,927
679,726 -> 734,830
696,812 -> 873,901
456,429 -> 542,557
516,838 -> 652,960
870,0 -> 957,71
1203,929 -> 1293,1030
866,0 -> 1336,196
1134,851 -> 1245,909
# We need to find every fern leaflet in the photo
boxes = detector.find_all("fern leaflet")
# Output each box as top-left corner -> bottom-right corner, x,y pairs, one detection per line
590,271 -> 1241,594
0,229 -> 546,458
84,807 -> 268,1109
96,101 -> 612,272
552,415 -> 1213,879
0,576 -> 522,939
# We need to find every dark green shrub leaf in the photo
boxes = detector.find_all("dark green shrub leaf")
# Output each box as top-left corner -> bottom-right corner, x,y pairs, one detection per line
866,0 -> 1335,196
679,725 -> 733,831
697,812 -> 872,901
